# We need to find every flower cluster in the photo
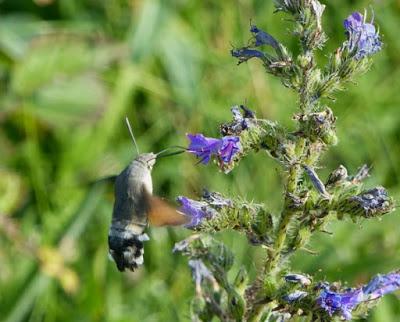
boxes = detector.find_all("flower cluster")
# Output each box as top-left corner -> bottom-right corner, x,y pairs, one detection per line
317,272 -> 400,320
343,12 -> 382,60
174,2 -> 396,321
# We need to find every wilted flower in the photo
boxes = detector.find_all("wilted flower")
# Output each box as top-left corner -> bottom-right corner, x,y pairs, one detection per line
231,25 -> 282,64
311,0 -> 325,31
303,165 -> 330,198
349,187 -> 393,218
177,196 -> 217,228
220,105 -> 256,136
351,164 -> 370,183
283,291 -> 308,303
343,12 -> 382,60
186,134 -> 241,164
284,274 -> 312,286
326,165 -> 348,186
188,259 -> 215,294
202,190 -> 233,208
250,24 -> 280,49
317,285 -> 363,320
231,48 -> 266,64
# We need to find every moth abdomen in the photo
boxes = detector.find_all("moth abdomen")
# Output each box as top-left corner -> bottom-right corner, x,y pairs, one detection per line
108,227 -> 150,272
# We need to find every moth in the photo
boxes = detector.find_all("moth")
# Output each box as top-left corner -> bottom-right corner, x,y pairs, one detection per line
108,118 -> 188,272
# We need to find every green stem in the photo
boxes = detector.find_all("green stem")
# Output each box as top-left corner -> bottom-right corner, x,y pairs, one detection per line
265,137 -> 306,274
246,137 -> 307,321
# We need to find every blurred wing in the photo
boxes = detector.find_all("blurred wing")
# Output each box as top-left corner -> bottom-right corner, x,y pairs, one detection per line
148,196 -> 188,226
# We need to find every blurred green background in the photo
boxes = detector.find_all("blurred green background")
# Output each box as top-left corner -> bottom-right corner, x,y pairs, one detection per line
1,0 -> 399,321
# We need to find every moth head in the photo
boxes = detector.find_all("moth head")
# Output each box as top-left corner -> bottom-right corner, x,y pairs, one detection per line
135,152 -> 157,170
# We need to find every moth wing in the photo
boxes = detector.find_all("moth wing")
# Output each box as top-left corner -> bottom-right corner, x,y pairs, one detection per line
148,196 -> 188,226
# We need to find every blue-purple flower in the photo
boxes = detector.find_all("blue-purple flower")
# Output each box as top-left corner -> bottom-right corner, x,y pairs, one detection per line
363,272 -> 400,299
186,133 -> 241,164
343,12 -> 382,60
317,272 -> 400,320
176,196 -> 217,228
219,136 -> 241,163
187,134 -> 221,164
317,286 -> 363,320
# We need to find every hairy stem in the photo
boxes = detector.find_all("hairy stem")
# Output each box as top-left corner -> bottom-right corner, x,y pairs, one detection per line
265,137 -> 306,274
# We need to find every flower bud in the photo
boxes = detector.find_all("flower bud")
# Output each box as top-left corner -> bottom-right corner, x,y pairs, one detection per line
298,54 -> 312,68
228,290 -> 245,319
234,267 -> 249,293
350,164 -> 370,183
299,108 -> 337,145
250,208 -> 274,245
326,165 -> 348,187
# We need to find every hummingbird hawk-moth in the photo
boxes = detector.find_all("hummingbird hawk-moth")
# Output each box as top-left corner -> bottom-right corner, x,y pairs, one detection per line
108,118 -> 187,272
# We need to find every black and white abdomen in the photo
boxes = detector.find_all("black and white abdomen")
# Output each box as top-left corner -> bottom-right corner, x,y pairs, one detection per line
108,227 -> 149,271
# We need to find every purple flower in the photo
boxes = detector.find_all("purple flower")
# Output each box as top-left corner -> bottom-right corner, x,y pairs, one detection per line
177,196 -> 217,228
186,134 -> 241,164
318,272 -> 400,320
363,272 -> 400,299
220,136 -> 241,163
187,134 -> 222,164
343,11 -> 382,60
317,286 -> 364,320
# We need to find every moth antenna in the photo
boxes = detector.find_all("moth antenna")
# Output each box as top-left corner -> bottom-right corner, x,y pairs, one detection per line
125,116 -> 140,155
